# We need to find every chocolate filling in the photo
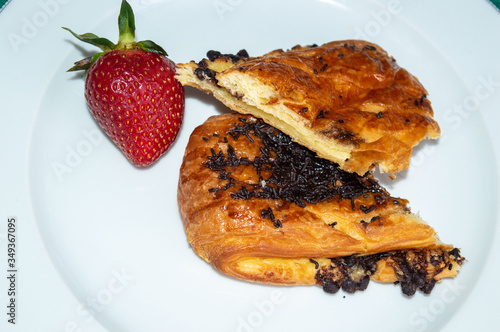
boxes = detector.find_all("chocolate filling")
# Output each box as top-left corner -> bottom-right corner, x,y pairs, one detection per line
320,126 -> 364,147
194,60 -> 218,84
193,50 -> 250,85
314,248 -> 465,296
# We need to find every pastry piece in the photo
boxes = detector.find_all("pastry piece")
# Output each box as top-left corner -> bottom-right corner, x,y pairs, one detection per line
176,40 -> 440,176
177,113 -> 463,296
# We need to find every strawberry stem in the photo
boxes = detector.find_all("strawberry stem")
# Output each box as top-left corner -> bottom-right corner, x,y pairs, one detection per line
64,0 -> 168,71
116,0 -> 136,49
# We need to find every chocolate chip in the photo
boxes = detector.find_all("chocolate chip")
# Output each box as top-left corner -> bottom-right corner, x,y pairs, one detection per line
322,279 -> 340,294
204,118 -> 387,208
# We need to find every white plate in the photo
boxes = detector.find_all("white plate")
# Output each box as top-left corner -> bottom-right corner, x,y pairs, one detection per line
1,0 -> 499,331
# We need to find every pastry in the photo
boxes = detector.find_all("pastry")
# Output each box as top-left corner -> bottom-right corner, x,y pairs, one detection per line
177,113 -> 463,296
175,40 -> 440,176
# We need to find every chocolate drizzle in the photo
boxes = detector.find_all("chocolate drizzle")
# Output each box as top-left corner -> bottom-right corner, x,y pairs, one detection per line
205,117 -> 386,209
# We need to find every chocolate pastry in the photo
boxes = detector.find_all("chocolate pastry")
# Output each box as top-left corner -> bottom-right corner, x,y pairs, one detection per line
177,113 -> 463,296
176,40 -> 440,176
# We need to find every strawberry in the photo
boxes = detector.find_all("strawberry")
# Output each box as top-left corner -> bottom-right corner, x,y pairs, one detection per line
64,0 -> 184,167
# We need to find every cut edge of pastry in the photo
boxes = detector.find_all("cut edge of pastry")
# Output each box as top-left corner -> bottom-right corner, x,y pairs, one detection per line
217,72 -> 353,162
187,208 -> 464,296
227,247 -> 463,295
188,229 -> 464,296
219,224 -> 454,286
175,41 -> 441,177
176,62 -> 352,169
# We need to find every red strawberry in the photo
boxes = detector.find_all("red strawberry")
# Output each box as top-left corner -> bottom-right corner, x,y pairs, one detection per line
64,0 -> 184,167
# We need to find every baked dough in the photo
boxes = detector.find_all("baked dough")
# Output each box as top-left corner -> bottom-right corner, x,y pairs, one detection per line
177,113 -> 463,295
176,40 -> 440,176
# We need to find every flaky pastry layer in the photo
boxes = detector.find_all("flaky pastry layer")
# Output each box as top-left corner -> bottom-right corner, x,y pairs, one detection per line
176,40 -> 440,176
177,113 -> 462,295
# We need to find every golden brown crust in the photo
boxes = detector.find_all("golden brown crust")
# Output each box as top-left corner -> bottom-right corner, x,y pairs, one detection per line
176,40 -> 440,176
177,113 -> 461,295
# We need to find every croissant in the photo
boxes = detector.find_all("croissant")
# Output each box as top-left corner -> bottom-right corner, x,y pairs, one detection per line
177,113 -> 463,296
175,40 -> 440,176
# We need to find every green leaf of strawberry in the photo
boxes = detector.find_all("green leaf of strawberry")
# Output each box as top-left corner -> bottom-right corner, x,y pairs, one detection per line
64,0 -> 185,167
62,29 -> 115,53
136,40 -> 168,56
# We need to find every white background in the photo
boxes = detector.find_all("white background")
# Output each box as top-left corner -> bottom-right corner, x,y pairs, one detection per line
1,0 -> 499,331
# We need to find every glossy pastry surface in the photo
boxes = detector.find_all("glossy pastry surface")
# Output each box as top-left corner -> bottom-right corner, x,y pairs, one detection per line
177,113 -> 462,295
176,40 -> 440,176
